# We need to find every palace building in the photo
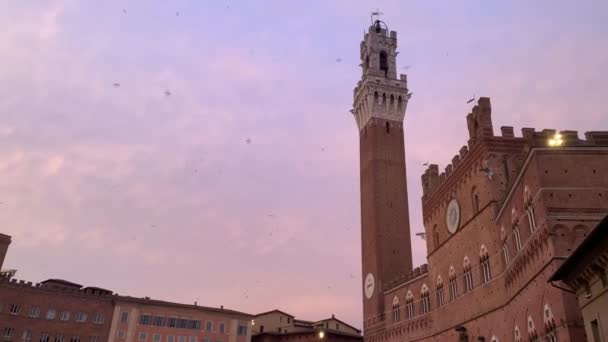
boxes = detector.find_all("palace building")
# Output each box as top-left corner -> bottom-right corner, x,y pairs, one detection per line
351,19 -> 608,341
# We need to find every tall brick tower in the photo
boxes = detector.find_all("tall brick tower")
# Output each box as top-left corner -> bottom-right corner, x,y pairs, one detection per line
352,19 -> 413,327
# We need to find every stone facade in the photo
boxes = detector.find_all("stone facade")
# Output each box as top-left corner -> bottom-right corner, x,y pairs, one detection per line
352,20 -> 608,342
108,297 -> 252,342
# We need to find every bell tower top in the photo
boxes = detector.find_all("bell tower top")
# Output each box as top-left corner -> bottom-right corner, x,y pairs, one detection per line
361,20 -> 398,79
352,18 -> 411,131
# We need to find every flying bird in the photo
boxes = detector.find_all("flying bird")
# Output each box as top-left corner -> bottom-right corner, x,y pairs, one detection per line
402,65 -> 411,70
164,90 -> 171,96
113,83 -> 120,87
176,11 -> 179,16
479,160 -> 494,180
467,96 -> 476,104
423,162 -> 429,166
415,232 -> 426,240
122,9 -> 127,14
336,58 -> 342,63
245,138 -> 252,144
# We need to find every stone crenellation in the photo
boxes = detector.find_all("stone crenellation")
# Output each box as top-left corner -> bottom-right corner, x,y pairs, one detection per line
0,274 -> 115,297
421,97 -> 608,202
382,264 -> 429,292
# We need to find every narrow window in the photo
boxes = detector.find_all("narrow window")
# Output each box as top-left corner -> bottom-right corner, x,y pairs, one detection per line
9,304 -> 21,315
502,245 -> 510,266
502,158 -> 509,184
514,226 -> 522,252
390,94 -> 394,105
591,319 -> 601,342
385,121 -> 390,134
374,91 -> 379,103
120,311 -> 129,323
379,51 -> 388,76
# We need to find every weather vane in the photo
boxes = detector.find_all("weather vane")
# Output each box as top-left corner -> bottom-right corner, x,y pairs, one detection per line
370,9 -> 384,24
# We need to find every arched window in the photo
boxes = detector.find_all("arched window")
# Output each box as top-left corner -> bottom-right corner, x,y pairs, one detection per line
382,93 -> 387,104
514,325 -> 521,342
544,304 -> 557,342
398,96 -> 403,109
379,51 -> 388,75
365,55 -> 370,69
527,316 -> 538,342
436,276 -> 445,306
502,156 -> 510,184
390,94 -> 394,105
433,224 -> 439,250
480,245 -> 491,283
491,336 -> 498,342
374,91 -> 379,103
405,291 -> 415,319
524,186 -> 537,233
502,244 -> 510,266
472,187 -> 480,214
448,266 -> 458,301
391,296 -> 400,322
420,285 -> 430,314
513,225 -> 522,252
463,257 -> 473,293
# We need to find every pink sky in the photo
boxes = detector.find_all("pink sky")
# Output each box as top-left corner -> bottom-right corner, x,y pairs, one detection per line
1,0 -> 607,329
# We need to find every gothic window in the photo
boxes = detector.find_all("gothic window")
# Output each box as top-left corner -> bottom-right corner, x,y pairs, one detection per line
527,316 -> 538,342
420,285 -> 430,314
448,266 -> 458,301
480,245 -> 491,283
405,291 -> 414,319
379,51 -> 388,75
472,187 -> 480,214
463,257 -> 473,293
398,96 -> 403,109
502,244 -> 510,266
514,326 -> 521,342
382,93 -> 387,104
513,225 -> 522,252
391,296 -> 400,322
436,276 -> 445,306
526,206 -> 537,233
502,157 -> 510,184
543,304 -> 557,342
365,55 -> 370,69
390,94 -> 394,105
374,91 -> 379,103
433,224 -> 439,250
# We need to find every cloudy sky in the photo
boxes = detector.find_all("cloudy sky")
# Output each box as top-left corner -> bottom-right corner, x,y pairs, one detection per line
1,0 -> 607,328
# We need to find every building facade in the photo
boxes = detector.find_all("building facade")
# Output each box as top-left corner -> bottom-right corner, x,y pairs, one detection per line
352,20 -> 608,341
549,215 -> 608,341
0,234 -> 253,342
108,296 -> 252,342
0,277 -> 114,341
251,310 -> 362,342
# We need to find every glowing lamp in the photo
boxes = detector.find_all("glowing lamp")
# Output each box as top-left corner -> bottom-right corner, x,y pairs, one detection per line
548,133 -> 563,147
318,331 -> 325,339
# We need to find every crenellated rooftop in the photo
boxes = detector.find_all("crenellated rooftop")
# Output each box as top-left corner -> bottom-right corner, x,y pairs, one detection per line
421,97 -> 608,203
382,264 -> 429,292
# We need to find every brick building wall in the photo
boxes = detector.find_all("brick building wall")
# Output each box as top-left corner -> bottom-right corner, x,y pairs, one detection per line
358,95 -> 608,341
0,277 -> 114,341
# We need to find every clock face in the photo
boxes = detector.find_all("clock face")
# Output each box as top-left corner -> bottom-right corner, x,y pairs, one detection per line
364,273 -> 375,299
446,199 -> 460,234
